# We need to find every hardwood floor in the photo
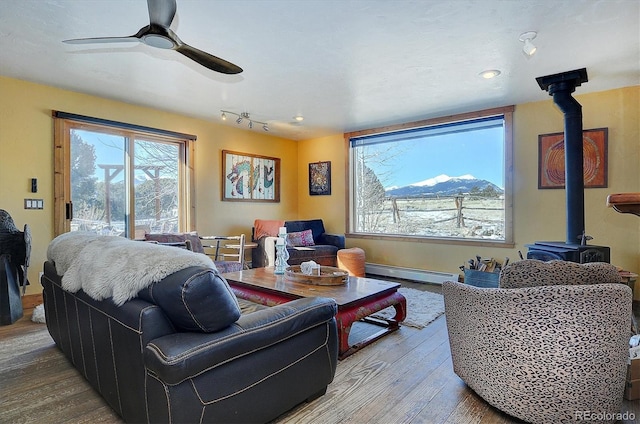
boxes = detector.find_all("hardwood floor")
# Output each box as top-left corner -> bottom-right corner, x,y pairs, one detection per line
1,288 -> 638,424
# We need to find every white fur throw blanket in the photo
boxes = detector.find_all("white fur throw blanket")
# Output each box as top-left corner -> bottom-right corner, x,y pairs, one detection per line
47,232 -> 215,306
47,231 -> 105,275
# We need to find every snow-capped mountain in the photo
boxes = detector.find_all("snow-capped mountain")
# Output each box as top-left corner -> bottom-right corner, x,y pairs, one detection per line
385,174 -> 503,197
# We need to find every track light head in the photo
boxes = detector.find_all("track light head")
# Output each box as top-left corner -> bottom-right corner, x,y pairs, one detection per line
519,31 -> 537,57
523,38 -> 537,56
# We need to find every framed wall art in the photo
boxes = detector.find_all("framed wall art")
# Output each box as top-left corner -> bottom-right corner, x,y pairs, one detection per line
309,161 -> 331,195
538,127 -> 608,189
222,150 -> 280,202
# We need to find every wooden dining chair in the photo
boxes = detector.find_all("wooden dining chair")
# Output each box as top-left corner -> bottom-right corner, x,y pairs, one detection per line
200,234 -> 246,271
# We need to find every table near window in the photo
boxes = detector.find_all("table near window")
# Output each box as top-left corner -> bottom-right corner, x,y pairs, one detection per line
607,192 -> 640,333
607,193 -> 640,217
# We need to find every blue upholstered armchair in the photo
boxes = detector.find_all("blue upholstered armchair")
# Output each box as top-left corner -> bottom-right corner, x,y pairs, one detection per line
251,219 -> 345,268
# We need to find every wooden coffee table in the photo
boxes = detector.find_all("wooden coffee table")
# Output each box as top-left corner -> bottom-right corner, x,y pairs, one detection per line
222,267 -> 407,359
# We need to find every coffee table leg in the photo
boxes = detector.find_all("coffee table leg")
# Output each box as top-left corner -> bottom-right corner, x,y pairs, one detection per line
389,295 -> 407,323
335,314 -> 352,359
336,292 -> 406,359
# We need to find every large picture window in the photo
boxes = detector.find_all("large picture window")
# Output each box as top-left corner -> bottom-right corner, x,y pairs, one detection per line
53,112 -> 195,237
347,107 -> 513,245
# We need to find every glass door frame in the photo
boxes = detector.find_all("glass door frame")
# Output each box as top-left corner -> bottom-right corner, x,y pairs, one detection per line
53,115 -> 195,237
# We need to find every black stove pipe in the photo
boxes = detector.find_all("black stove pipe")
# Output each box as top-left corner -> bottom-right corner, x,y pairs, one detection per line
550,84 -> 584,244
536,68 -> 589,245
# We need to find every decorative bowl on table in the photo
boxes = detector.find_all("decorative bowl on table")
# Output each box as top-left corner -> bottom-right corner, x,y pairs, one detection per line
284,265 -> 348,285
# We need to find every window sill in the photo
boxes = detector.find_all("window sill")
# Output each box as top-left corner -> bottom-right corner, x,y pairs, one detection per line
345,232 -> 515,248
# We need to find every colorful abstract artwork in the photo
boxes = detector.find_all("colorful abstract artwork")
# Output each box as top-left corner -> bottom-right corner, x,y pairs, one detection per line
222,150 -> 280,202
538,128 -> 608,189
309,161 -> 331,195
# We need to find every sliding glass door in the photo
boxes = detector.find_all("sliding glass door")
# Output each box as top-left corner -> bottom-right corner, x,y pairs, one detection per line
54,114 -> 193,237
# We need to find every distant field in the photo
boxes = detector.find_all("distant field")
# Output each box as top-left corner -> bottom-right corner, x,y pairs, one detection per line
361,196 -> 505,240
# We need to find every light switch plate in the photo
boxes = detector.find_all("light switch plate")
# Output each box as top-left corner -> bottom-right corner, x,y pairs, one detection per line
24,198 -> 44,209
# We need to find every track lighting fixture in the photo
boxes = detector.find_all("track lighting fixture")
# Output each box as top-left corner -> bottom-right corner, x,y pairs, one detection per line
221,110 -> 269,132
519,31 -> 537,57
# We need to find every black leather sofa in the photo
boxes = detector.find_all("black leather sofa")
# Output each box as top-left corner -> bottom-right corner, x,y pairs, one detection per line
252,219 -> 345,268
42,256 -> 338,423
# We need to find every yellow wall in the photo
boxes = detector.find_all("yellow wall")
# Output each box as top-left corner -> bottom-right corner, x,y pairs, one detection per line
297,135 -> 347,234
2,75 -> 638,299
298,86 -> 640,298
0,76 -> 297,295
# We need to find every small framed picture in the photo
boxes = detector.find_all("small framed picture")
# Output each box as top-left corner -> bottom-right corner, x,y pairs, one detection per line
309,161 -> 331,196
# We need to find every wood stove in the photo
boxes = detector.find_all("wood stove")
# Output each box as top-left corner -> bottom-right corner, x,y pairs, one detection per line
526,68 -> 610,264
526,241 -> 610,263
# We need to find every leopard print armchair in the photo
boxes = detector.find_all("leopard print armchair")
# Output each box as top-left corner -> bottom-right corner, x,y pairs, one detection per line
443,260 -> 632,424
499,259 -> 622,289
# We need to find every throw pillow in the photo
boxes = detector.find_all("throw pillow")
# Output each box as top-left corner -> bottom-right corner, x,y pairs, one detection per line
287,229 -> 315,247
254,219 -> 285,240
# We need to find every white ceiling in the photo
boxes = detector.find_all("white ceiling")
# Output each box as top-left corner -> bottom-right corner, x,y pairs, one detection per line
1,0 -> 638,140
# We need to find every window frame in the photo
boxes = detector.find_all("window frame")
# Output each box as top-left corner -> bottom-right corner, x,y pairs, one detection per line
344,106 -> 514,247
53,113 -> 196,237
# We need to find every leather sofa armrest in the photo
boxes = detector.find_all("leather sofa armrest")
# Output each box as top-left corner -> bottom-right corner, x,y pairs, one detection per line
144,297 -> 337,385
317,233 -> 345,249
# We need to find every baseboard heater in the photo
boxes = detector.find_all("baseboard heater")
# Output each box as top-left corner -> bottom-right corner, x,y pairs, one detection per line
365,263 -> 458,285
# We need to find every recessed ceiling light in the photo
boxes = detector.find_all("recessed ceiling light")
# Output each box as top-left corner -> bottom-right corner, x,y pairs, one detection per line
294,115 -> 304,122
479,69 -> 501,79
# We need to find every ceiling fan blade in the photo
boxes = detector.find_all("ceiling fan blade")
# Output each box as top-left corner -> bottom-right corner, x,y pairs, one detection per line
176,43 -> 242,74
147,0 -> 177,28
63,0 -> 242,75
63,36 -> 140,45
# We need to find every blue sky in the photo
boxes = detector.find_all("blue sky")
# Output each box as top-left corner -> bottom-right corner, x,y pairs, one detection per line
76,129 -> 126,181
78,125 -> 505,189
364,126 -> 504,189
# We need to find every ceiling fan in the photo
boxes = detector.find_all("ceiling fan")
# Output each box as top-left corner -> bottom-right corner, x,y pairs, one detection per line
63,0 -> 242,74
